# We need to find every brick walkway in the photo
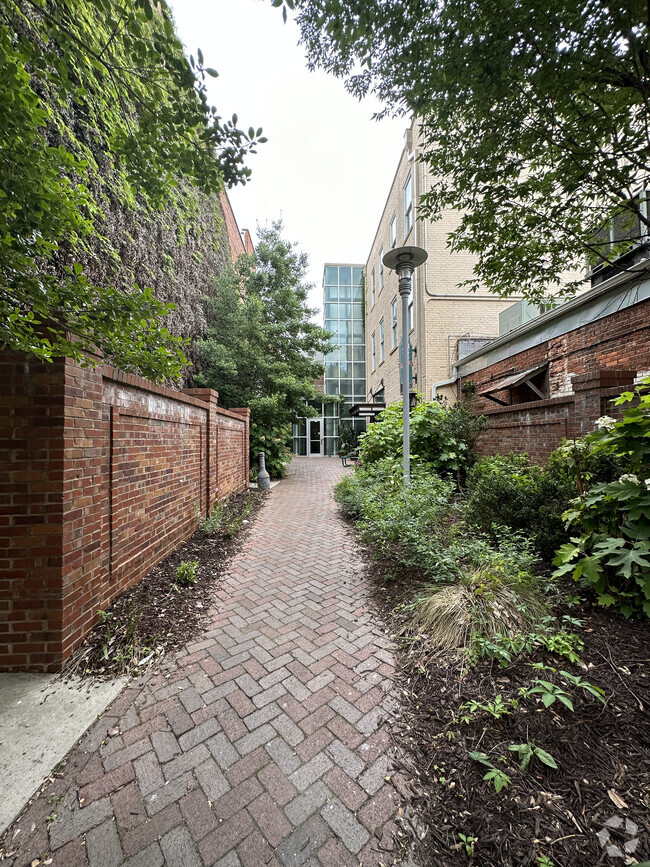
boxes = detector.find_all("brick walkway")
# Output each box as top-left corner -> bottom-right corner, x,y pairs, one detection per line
4,458 -> 411,867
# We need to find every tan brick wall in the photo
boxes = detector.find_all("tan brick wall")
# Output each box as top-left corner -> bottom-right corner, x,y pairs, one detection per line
365,118 -> 520,407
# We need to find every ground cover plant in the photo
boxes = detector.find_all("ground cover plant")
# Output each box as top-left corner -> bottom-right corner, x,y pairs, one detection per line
335,422 -> 650,865
62,489 -> 267,678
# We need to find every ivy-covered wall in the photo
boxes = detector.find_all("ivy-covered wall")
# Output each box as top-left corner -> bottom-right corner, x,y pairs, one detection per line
2,0 -> 261,381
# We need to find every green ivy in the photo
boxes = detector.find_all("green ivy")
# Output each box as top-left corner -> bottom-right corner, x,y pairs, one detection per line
1,0 -> 265,380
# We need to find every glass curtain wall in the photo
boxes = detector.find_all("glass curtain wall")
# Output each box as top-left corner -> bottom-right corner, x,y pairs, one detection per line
323,264 -> 366,455
291,265 -> 367,456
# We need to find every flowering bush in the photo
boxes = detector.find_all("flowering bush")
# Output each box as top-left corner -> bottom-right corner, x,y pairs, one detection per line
553,378 -> 650,617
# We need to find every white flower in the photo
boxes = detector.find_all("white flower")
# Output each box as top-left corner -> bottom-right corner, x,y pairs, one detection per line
596,416 -> 617,431
645,479 -> 650,491
619,474 -> 640,485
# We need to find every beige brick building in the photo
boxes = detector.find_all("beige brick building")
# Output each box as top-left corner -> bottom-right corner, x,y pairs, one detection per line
365,118 -> 523,405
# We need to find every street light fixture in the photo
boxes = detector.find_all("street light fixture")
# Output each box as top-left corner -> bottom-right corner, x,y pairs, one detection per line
382,245 -> 428,486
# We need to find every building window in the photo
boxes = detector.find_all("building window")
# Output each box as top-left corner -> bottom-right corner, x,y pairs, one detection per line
371,268 -> 375,308
391,297 -> 398,349
379,318 -> 385,363
378,246 -> 384,293
371,332 -> 376,372
390,215 -> 396,248
404,172 -> 413,236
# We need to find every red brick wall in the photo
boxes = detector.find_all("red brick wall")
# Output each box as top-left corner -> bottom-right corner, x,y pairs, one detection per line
1,353 -> 249,671
462,298 -> 650,464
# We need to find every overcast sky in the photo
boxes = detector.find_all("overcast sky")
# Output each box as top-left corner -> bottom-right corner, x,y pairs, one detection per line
169,0 -> 407,317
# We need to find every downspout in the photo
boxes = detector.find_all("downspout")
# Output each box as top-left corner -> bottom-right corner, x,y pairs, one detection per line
431,363 -> 460,400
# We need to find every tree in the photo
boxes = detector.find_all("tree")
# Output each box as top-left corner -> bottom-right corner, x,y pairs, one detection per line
1,0 -> 266,380
194,221 -> 333,476
278,0 -> 650,303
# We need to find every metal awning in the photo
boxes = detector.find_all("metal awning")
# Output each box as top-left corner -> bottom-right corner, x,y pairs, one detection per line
478,364 -> 548,406
349,403 -> 386,420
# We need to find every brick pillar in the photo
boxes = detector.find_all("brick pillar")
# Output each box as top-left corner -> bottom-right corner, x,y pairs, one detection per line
571,369 -> 636,439
183,388 -> 219,512
0,351 -> 67,671
230,408 -> 251,490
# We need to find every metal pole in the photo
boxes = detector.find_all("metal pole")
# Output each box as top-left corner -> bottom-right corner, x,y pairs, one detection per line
399,270 -> 412,486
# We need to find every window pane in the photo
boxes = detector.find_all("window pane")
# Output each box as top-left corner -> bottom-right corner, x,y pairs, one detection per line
353,267 -> 363,285
338,284 -> 351,301
324,437 -> 338,456
293,437 -> 307,456
339,360 -> 350,376
339,267 -> 351,285
353,363 -> 366,379
324,418 -> 337,437
325,285 -> 339,302
324,319 -> 337,333
324,266 -> 338,285
326,380 -> 341,395
324,402 -> 338,417
352,281 -> 363,302
353,345 -> 365,361
352,320 -> 364,340
337,321 -> 350,343
334,303 -> 351,319
325,362 -> 340,379
292,419 -> 306,437
324,303 -> 340,319
352,303 -> 364,320
339,380 -> 353,397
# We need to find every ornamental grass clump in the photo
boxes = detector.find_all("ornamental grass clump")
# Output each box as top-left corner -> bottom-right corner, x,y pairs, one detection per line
406,544 -> 549,654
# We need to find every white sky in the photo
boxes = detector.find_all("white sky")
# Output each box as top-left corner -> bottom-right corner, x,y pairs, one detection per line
168,0 -> 407,318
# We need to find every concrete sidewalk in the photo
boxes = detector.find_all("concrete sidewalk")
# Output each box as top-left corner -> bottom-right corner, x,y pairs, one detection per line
1,458 -> 410,867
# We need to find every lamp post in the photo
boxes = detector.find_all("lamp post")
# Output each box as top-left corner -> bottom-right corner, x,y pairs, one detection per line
382,246 -> 428,486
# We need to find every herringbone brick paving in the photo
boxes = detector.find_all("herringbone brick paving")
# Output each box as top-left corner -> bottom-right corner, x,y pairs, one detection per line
4,458 -> 412,867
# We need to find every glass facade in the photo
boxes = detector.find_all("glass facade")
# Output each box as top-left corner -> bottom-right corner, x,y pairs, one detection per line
292,264 -> 367,456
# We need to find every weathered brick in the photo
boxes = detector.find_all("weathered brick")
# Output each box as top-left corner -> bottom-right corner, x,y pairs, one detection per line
258,762 -> 297,807
248,792 -> 293,847
320,798 -> 370,854
159,826 -> 202,867
86,820 -> 123,867
180,789 -> 218,841
78,761 -> 135,806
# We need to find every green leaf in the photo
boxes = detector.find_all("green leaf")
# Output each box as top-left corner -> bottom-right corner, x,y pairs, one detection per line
534,748 -> 558,769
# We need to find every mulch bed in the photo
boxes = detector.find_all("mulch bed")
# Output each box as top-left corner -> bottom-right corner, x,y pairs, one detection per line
61,489 -> 268,680
368,565 -> 650,866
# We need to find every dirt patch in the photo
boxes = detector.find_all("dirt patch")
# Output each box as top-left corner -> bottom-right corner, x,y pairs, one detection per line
370,565 -> 650,866
61,489 -> 268,680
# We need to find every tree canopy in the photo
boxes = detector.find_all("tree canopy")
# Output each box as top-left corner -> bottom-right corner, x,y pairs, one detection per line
279,0 -> 650,302
1,0 -> 265,379
195,221 -> 333,476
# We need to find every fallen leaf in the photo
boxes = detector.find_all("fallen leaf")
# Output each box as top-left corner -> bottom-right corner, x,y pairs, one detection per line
607,789 -> 628,810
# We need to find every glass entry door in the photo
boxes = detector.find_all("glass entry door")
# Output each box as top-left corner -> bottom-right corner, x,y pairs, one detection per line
307,418 -> 323,456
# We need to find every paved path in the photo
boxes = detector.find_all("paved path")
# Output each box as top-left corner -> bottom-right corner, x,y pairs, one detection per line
3,458 -> 408,867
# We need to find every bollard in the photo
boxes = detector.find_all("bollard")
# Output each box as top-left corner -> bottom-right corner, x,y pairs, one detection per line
257,451 -> 271,490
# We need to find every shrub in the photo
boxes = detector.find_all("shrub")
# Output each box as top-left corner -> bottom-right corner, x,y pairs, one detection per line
358,398 -> 486,485
553,379 -> 650,617
250,421 -> 291,480
334,457 -> 457,580
405,539 -> 549,653
464,454 -> 574,561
